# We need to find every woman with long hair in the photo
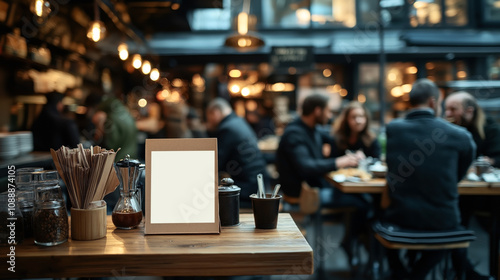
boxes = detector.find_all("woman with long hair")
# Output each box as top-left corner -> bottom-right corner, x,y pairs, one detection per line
331,101 -> 381,159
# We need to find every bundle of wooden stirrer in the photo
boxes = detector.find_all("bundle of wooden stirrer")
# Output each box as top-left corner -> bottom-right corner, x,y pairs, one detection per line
51,144 -> 120,209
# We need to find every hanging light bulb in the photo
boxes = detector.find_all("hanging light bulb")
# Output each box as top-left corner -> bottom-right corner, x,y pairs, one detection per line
87,0 -> 106,42
237,12 -> 249,35
142,60 -> 151,75
87,21 -> 106,42
150,68 -> 160,81
118,43 -> 129,60
224,0 -> 264,50
132,54 -> 142,69
30,0 -> 51,22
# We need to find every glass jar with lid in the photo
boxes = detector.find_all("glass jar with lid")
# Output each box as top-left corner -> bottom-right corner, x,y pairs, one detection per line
15,167 -> 43,238
32,170 -> 68,246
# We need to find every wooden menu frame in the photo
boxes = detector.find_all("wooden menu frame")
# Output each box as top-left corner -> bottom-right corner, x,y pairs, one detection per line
145,138 -> 219,234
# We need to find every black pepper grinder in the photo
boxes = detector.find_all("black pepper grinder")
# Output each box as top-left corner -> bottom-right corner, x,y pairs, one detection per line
218,178 -> 240,226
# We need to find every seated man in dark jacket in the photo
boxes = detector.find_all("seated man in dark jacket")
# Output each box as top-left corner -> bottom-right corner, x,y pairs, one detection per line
206,98 -> 269,208
276,93 -> 370,267
384,79 -> 479,279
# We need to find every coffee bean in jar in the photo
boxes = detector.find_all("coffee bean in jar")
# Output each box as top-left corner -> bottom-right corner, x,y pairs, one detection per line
34,201 -> 68,246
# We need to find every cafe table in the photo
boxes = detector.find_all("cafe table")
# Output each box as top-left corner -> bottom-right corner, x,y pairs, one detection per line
5,213 -> 313,279
326,173 -> 500,278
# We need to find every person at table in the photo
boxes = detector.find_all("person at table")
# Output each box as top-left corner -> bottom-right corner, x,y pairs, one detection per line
445,91 -> 500,168
276,93 -> 370,267
206,98 -> 269,208
330,101 -> 381,160
445,91 -> 500,279
383,78 -> 482,279
32,91 -> 80,151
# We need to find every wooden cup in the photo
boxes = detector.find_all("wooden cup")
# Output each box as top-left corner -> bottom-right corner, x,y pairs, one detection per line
71,202 -> 107,241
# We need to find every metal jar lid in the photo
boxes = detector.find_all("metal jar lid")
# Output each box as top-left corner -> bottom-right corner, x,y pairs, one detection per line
116,154 -> 141,167
218,178 -> 240,194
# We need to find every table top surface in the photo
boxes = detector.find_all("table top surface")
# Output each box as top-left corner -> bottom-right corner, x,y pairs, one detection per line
6,213 -> 313,279
326,173 -> 500,195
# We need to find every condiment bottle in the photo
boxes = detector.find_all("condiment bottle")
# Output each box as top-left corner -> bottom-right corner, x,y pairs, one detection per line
218,178 -> 240,226
33,170 -> 68,246
112,155 -> 143,229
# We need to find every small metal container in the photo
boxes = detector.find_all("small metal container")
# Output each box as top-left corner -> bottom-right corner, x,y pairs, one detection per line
218,178 -> 240,226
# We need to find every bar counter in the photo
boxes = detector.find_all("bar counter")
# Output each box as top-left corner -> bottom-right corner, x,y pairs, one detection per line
5,213 -> 313,279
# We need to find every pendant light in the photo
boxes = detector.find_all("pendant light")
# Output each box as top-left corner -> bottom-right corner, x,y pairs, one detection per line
87,0 -> 106,42
224,0 -> 264,50
30,0 -> 51,23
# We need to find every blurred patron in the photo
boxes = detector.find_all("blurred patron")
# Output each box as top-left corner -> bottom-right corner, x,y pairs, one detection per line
206,98 -> 269,208
276,94 -> 360,198
445,91 -> 500,168
276,94 -> 370,266
383,79 -> 478,279
330,101 -> 381,160
84,92 -> 138,160
32,91 -> 80,151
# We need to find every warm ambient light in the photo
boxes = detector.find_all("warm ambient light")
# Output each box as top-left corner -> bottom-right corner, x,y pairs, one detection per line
118,43 -> 128,60
457,70 -> 467,79
172,79 -> 184,88
31,0 -> 51,19
406,66 -> 418,74
157,89 -> 170,101
358,94 -> 366,103
323,69 -> 332,78
132,54 -> 142,69
237,12 -> 249,35
391,86 -> 404,98
138,98 -> 147,108
296,8 -> 311,25
87,21 -> 106,42
241,87 -> 250,97
402,84 -> 412,93
229,69 -> 242,78
142,60 -> 151,75
150,68 -> 160,81
230,84 -> 241,93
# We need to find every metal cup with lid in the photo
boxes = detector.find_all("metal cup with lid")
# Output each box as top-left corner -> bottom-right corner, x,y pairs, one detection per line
218,178 -> 240,226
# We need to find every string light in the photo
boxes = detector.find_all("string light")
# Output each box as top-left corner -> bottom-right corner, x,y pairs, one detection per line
150,68 -> 160,81
118,43 -> 128,60
132,54 -> 142,69
141,60 -> 151,75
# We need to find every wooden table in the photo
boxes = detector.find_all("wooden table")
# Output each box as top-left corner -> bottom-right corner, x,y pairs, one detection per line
326,173 -> 500,278
5,213 -> 313,279
325,175 -> 500,195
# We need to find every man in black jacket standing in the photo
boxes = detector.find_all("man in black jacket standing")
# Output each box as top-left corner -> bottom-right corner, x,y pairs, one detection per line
206,98 -> 269,208
384,78 -> 478,279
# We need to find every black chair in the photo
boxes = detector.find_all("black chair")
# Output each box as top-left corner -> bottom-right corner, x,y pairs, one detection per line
373,221 -> 476,280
